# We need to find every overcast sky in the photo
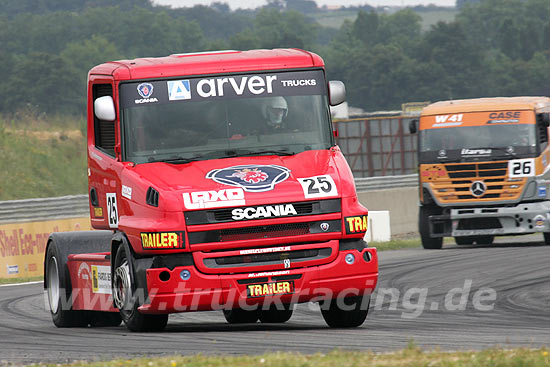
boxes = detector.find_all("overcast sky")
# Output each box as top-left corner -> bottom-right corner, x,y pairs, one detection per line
153,0 -> 456,9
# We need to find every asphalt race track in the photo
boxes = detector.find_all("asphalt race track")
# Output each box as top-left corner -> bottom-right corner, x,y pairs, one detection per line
1,239 -> 548,365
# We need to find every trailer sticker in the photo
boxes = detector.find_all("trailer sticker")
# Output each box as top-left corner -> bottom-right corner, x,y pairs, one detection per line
508,158 -> 535,178
206,165 -> 290,192
106,193 -> 118,228
141,231 -> 185,250
183,188 -> 245,209
91,265 -> 112,294
344,215 -> 368,235
247,281 -> 294,298
297,175 -> 337,198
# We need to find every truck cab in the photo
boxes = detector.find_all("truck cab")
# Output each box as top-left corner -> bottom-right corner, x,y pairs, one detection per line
44,49 -> 378,331
410,97 -> 550,249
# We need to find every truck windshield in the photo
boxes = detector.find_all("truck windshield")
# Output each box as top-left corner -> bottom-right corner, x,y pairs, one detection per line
119,70 -> 332,164
419,123 -> 537,162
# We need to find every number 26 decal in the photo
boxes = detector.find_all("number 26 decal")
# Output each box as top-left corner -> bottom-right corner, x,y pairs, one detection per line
508,159 -> 535,178
298,175 -> 338,198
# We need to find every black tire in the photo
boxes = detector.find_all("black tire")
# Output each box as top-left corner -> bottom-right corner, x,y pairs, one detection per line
113,244 -> 168,332
45,241 -> 89,327
455,236 -> 474,245
259,304 -> 293,323
419,206 -> 443,249
474,235 -> 494,245
544,232 -> 550,245
320,295 -> 370,328
223,308 -> 259,324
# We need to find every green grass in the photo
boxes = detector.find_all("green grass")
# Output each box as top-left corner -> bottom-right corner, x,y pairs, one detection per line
30,348 -> 550,367
0,112 -> 87,200
416,8 -> 458,31
370,238 -> 421,251
0,276 -> 43,285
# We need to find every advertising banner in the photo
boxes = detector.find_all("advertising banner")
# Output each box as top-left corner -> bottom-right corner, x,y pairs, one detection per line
0,217 -> 91,279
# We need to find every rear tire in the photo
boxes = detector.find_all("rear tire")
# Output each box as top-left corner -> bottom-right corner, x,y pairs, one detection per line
259,305 -> 293,323
113,244 -> 168,332
419,206 -> 443,249
45,241 -> 89,327
320,295 -> 370,328
455,236 -> 474,245
544,232 -> 550,245
223,308 -> 259,324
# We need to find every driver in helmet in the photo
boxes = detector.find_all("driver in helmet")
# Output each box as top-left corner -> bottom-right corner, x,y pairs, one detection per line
261,96 -> 288,132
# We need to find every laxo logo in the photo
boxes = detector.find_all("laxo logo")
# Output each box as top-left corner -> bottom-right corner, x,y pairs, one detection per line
183,188 -> 245,209
167,80 -> 191,100
206,165 -> 290,192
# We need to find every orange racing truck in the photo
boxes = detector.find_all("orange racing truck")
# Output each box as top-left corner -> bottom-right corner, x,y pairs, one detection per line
43,49 -> 378,331
409,97 -> 550,249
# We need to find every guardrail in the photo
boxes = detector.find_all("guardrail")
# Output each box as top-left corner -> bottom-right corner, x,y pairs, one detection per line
0,175 -> 419,224
355,174 -> 418,192
0,195 -> 89,224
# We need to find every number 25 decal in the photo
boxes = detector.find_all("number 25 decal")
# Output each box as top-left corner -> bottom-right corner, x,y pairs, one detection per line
508,159 -> 535,178
106,193 -> 119,228
298,175 -> 338,198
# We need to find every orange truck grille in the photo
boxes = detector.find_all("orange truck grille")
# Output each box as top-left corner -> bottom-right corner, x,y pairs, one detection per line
425,161 -> 526,203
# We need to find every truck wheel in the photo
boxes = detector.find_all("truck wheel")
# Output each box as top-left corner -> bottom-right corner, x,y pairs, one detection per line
419,206 -> 443,249
259,305 -> 293,323
474,235 -> 494,245
223,308 -> 259,324
320,295 -> 370,328
455,236 -> 474,245
45,241 -> 89,327
113,245 -> 168,332
544,233 -> 550,245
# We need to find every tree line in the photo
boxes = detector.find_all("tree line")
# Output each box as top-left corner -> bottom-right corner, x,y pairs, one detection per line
1,0 -> 550,115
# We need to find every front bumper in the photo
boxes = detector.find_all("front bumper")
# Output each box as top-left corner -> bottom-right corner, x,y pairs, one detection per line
138,246 -> 378,314
430,201 -> 550,237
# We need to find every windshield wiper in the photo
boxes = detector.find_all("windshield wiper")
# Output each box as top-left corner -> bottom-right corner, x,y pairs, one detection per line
222,149 -> 296,158
146,156 -> 202,164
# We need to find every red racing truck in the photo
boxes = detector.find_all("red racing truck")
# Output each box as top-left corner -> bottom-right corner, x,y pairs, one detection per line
44,49 -> 379,331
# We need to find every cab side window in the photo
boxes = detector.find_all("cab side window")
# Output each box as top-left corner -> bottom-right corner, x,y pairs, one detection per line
537,114 -> 548,151
93,84 -> 115,157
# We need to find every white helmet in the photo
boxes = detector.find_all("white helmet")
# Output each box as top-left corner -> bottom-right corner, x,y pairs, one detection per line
262,96 -> 288,126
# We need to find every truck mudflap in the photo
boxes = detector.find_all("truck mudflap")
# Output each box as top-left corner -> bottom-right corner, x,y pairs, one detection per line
430,201 -> 550,237
137,247 -> 378,314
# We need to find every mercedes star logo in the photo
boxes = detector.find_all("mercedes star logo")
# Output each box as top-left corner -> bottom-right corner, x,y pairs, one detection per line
470,181 -> 487,197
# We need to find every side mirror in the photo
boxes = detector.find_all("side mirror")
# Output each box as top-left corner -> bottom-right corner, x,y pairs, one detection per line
539,113 -> 550,127
328,81 -> 346,106
94,96 -> 116,122
409,119 -> 418,134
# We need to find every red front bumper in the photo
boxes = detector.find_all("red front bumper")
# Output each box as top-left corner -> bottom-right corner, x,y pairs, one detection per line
138,247 -> 378,314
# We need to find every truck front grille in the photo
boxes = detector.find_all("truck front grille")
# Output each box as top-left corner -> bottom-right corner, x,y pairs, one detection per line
427,161 -> 526,204
188,220 -> 340,245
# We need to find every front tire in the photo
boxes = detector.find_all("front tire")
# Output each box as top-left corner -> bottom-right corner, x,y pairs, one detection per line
544,232 -> 550,245
113,244 -> 168,332
45,241 -> 89,327
455,236 -> 474,245
223,308 -> 259,324
320,295 -> 370,328
419,206 -> 443,249
259,304 -> 293,323
474,235 -> 494,245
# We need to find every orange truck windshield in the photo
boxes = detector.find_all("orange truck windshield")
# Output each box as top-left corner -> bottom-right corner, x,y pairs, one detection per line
419,110 -> 537,162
